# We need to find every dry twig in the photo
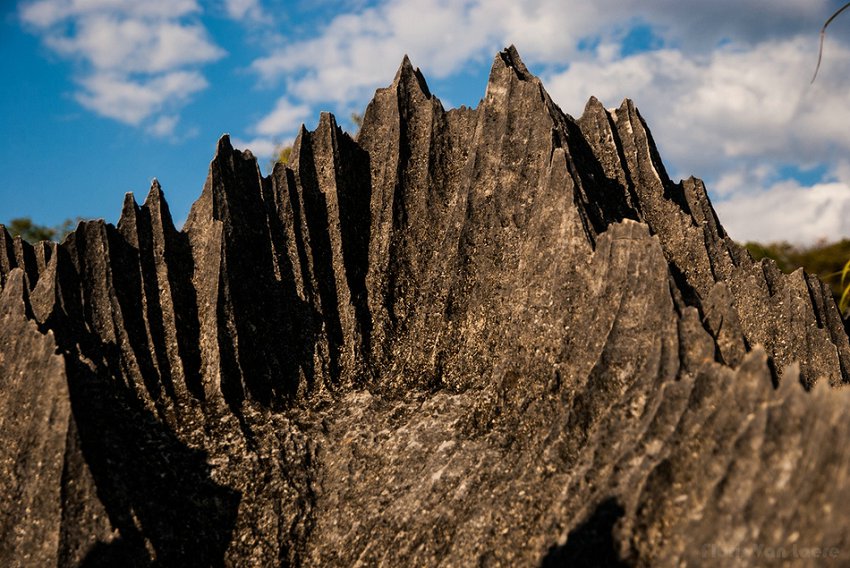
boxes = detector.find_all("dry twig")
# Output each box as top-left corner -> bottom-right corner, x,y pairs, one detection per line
812,2 -> 850,82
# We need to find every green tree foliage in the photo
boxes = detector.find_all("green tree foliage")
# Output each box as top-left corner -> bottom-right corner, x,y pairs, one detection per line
4,217 -> 81,244
745,240 -> 850,314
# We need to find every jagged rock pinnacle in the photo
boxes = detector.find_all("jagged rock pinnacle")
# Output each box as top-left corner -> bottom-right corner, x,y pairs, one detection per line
1,47 -> 849,567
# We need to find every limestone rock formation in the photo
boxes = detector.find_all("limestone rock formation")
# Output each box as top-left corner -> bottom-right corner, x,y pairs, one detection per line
2,47 -> 850,567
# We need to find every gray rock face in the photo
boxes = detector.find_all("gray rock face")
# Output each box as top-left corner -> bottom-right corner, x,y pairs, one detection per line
2,47 -> 850,566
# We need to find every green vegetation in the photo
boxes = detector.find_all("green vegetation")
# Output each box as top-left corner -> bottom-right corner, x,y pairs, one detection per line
268,145 -> 292,172
4,217 -> 81,244
267,112 -> 364,173
745,240 -> 850,314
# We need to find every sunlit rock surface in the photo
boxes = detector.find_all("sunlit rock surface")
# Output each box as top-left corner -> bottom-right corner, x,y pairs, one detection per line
2,47 -> 850,567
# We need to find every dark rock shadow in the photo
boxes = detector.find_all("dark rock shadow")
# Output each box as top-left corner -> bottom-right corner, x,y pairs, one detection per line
335,131 -> 374,367
69,352 -> 241,568
49,233 -> 241,567
541,498 -> 628,568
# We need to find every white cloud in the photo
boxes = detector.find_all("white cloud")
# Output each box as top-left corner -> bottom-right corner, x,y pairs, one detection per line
712,164 -> 776,198
20,0 -> 202,29
20,0 -> 222,131
255,98 -> 312,136
545,38 -> 850,169
22,0 -> 850,243
233,98 -> 307,165
43,16 -> 224,74
230,137 -> 285,159
147,115 -> 180,137
239,0 -> 850,243
75,71 -> 208,124
250,0 -> 581,105
715,181 -> 850,245
248,0 -> 833,106
224,0 -> 265,22
538,34 -> 850,243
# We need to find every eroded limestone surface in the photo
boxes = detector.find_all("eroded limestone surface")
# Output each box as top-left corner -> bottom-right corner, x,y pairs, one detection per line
2,47 -> 849,567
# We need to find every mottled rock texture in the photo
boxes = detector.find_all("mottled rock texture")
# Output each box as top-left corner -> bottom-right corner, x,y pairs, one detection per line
2,47 -> 850,567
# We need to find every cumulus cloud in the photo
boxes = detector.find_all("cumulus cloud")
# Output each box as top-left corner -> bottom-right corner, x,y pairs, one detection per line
249,0 -> 605,105
20,0 -> 223,135
545,38 -> 850,173
223,0 -> 266,23
229,98 -> 310,165
241,0 -> 850,242
255,98 -> 312,136
715,181 -> 850,245
541,34 -> 850,243
147,115 -> 180,137
41,16 -> 224,74
21,0 -> 850,241
230,136 -> 284,159
249,0 -> 831,105
20,0 -> 202,28
75,71 -> 207,124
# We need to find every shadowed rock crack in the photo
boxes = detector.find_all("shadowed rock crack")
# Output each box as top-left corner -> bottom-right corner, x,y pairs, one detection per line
2,47 -> 850,567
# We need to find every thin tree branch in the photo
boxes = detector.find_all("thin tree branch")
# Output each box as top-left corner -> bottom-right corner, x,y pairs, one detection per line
812,1 -> 850,83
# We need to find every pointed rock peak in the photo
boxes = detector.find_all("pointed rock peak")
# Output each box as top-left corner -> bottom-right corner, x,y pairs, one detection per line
494,45 -> 533,81
216,134 -> 234,157
580,96 -> 611,122
392,54 -> 432,98
584,96 -> 604,113
118,192 -> 139,231
606,98 -> 631,123
210,132 -> 261,178
146,178 -> 164,203
318,111 -> 338,130
613,98 -> 640,121
143,178 -> 176,230
317,112 -> 343,143
288,124 -> 311,171
122,191 -> 138,209
397,53 -> 413,74
485,46 -> 542,103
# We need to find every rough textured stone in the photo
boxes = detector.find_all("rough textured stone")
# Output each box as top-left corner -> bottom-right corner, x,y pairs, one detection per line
2,47 -> 850,566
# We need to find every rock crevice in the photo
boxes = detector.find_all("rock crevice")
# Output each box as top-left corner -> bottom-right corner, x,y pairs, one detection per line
2,47 -> 850,567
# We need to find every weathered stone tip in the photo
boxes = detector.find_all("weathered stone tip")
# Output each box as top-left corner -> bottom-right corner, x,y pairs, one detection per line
392,54 -> 432,98
582,96 -> 607,117
318,111 -> 336,127
494,45 -> 533,80
216,134 -> 233,156
618,98 -> 636,113
144,179 -> 168,213
145,179 -> 163,203
121,192 -> 138,215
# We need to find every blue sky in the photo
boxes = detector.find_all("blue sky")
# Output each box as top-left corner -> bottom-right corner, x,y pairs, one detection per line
3,0 -> 850,243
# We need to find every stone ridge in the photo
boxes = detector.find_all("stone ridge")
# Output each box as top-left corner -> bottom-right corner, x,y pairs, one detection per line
2,47 -> 850,566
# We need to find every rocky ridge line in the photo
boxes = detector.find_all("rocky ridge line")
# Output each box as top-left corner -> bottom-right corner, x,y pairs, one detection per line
1,47 -> 849,567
